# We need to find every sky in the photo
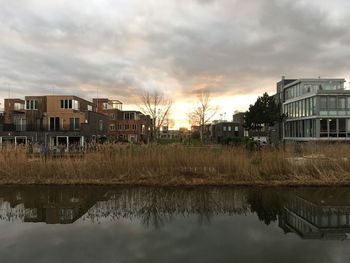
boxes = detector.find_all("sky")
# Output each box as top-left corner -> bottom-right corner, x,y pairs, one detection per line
1,0 -> 350,128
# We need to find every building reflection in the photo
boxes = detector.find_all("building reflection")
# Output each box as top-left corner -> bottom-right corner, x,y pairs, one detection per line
0,186 -> 110,224
0,187 -> 250,226
279,188 -> 350,240
1,185 -> 350,240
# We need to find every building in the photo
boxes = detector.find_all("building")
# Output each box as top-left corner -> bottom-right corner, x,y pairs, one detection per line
0,95 -> 109,148
3,98 -> 26,131
0,110 -> 4,132
210,120 -> 244,144
93,98 -> 152,143
276,77 -> 350,142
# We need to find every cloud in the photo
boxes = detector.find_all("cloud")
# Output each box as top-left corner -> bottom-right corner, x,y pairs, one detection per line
1,0 -> 350,114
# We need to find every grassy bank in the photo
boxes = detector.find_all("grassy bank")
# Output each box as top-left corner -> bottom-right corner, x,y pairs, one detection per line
1,143 -> 350,186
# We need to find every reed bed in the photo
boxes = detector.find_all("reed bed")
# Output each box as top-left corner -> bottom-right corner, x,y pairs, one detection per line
1,143 -> 350,186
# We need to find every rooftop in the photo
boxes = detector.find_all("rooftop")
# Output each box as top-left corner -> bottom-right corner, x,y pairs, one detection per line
284,78 -> 346,89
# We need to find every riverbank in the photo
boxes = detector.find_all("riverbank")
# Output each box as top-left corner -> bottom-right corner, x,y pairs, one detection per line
1,144 -> 350,186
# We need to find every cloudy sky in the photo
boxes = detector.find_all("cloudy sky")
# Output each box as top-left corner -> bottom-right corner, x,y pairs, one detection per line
1,0 -> 350,127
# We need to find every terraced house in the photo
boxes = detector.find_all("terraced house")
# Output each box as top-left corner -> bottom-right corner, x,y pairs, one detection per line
0,95 -> 108,149
275,77 -> 350,142
93,98 -> 152,143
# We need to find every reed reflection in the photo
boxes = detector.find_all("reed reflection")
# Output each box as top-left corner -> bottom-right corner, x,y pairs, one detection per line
0,186 -> 349,241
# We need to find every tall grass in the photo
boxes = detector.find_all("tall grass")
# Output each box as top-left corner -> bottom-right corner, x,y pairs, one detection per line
1,143 -> 350,185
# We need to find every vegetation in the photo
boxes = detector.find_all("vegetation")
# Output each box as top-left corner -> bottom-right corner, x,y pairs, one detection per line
139,90 -> 172,139
1,143 -> 350,186
188,91 -> 218,142
244,92 -> 284,131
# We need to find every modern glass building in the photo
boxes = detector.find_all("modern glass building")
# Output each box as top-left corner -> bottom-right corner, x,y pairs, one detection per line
278,78 -> 350,141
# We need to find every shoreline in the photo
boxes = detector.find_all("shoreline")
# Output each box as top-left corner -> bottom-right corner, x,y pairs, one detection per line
0,178 -> 349,187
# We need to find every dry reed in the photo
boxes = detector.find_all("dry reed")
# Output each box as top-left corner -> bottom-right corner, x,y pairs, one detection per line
1,143 -> 350,186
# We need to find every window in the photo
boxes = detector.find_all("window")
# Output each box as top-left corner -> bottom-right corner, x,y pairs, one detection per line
125,124 -> 130,130
15,118 -> 26,131
99,120 -> 103,131
223,126 -> 227,131
60,99 -> 79,110
14,102 -> 24,111
338,97 -> 346,109
329,97 -> 336,109
124,112 -> 135,120
339,119 -> 346,137
132,124 -> 137,130
49,117 -> 60,131
69,118 -> 80,130
26,100 -> 38,110
329,119 -> 337,137
320,97 -> 327,109
228,126 -> 232,131
103,102 -> 108,110
117,124 -> 123,130
87,105 -> 93,111
110,124 -> 115,131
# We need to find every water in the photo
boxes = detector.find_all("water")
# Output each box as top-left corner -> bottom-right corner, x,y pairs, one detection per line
0,186 -> 349,263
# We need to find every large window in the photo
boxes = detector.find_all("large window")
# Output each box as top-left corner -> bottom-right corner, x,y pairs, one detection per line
339,119 -> 346,137
338,97 -> 346,109
15,118 -> 26,131
320,97 -> 327,109
320,119 -> 328,137
49,117 -> 60,131
329,97 -> 336,109
329,119 -> 337,137
60,99 -> 79,110
14,102 -> 24,111
124,112 -> 136,120
69,118 -> 80,130
26,100 -> 38,110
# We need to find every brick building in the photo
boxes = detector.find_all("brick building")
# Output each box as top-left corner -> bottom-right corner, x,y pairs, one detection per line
0,95 -> 109,148
93,98 -> 152,143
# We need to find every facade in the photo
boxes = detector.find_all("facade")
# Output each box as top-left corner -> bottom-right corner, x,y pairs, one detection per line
0,113 -> 2,131
0,95 -> 109,148
276,77 -> 350,142
3,99 -> 25,131
210,121 -> 244,143
93,98 -> 152,143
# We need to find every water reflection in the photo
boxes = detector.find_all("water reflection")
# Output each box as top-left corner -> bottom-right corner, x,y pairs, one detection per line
279,188 -> 350,240
0,186 -> 350,240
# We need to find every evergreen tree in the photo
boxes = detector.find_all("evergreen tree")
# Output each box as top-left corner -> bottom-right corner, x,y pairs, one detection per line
244,92 -> 284,131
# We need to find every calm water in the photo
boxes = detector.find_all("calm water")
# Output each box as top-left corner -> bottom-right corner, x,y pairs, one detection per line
0,186 -> 349,263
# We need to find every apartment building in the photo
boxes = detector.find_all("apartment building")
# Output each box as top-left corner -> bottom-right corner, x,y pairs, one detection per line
93,98 -> 152,143
0,95 -> 108,148
3,99 -> 26,131
276,77 -> 350,142
210,120 -> 244,144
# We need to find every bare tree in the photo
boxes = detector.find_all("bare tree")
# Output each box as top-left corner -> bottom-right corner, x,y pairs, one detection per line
140,90 -> 172,141
188,91 -> 218,142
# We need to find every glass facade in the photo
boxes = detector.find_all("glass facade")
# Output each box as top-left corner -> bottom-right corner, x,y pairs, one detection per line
285,81 -> 344,100
281,79 -> 350,140
284,120 -> 316,138
284,97 -> 316,118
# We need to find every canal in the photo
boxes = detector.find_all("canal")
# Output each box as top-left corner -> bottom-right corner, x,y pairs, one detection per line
0,186 -> 349,262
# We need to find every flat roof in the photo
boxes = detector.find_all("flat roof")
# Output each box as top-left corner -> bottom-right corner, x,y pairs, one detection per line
284,78 -> 346,89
